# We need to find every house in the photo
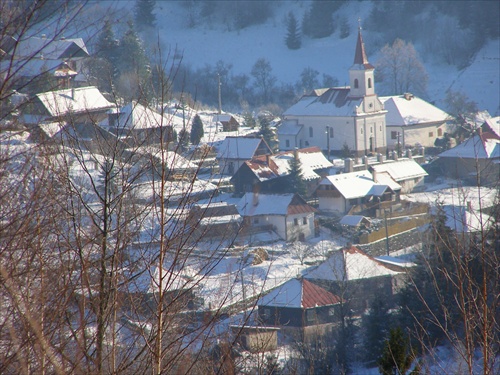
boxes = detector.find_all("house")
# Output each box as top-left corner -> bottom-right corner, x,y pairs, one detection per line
379,93 -> 451,149
481,116 -> 500,137
315,170 -> 399,215
279,27 -> 387,156
216,136 -> 273,175
443,204 -> 494,235
339,215 -> 371,228
231,146 -> 333,196
0,35 -> 90,91
186,202 -> 242,242
436,131 -> 500,185
258,278 -> 342,341
305,245 -> 402,313
103,101 -> 174,145
213,114 -> 240,132
21,86 -> 114,125
236,193 -> 317,241
370,158 -> 428,193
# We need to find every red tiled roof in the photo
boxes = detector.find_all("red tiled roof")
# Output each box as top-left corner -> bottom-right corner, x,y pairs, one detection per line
301,279 -> 342,308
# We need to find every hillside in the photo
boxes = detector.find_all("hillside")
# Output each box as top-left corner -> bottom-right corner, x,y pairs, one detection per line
91,0 -> 499,116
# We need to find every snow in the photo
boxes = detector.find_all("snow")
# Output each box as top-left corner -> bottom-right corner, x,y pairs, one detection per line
380,94 -> 450,126
237,193 -> 295,216
372,158 -> 428,181
439,133 -> 500,159
320,170 -> 378,199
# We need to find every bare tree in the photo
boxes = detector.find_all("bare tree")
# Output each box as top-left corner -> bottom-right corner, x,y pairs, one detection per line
375,38 -> 428,97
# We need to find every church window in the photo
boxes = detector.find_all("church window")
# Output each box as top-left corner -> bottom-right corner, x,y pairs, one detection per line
368,78 -> 372,88
286,139 -> 290,147
391,131 -> 398,140
360,128 -> 363,134
354,79 -> 359,89
309,127 -> 313,137
380,125 -> 382,131
329,127 -> 334,138
370,127 -> 373,133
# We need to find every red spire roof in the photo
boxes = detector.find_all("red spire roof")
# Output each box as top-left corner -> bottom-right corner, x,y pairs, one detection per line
353,27 -> 374,69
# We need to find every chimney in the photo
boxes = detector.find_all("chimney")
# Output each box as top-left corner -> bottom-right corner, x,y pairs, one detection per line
71,87 -> 75,100
372,168 -> 377,182
294,147 -> 299,161
266,154 -> 270,166
363,155 -> 369,167
377,153 -> 384,163
344,158 -> 354,173
252,185 -> 260,206
407,149 -> 412,159
419,146 -> 425,157
404,92 -> 413,101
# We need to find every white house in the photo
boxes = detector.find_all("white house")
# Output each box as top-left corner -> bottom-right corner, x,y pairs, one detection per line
379,93 -> 451,149
315,170 -> 399,214
279,27 -> 387,156
216,136 -> 273,175
236,193 -> 317,241
370,158 -> 428,194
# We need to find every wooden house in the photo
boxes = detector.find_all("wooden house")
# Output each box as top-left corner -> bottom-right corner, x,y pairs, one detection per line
315,170 -> 399,215
236,193 -> 317,242
216,136 -> 273,175
305,246 -> 402,314
186,202 -> 242,242
230,326 -> 279,353
214,114 -> 240,132
231,146 -> 332,196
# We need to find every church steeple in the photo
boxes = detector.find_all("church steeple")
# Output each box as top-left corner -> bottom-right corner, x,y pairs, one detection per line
353,25 -> 373,68
349,20 -> 375,97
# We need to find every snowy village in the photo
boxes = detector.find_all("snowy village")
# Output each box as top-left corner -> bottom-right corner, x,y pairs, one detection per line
0,1 -> 499,374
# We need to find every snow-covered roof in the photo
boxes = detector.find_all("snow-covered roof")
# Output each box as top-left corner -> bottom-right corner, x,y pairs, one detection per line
132,146 -> 198,170
239,147 -> 332,182
380,94 -> 450,126
374,256 -> 416,269
443,205 -> 494,233
283,88 -> 364,117
371,159 -> 428,181
216,136 -> 266,159
11,36 -> 89,60
319,170 -> 392,199
439,132 -> 500,159
277,119 -> 303,136
36,86 -> 113,117
305,246 -> 400,281
339,215 -> 369,227
373,171 -> 402,191
258,278 -> 341,308
109,101 -> 172,130
236,193 -> 315,217
483,116 -> 500,137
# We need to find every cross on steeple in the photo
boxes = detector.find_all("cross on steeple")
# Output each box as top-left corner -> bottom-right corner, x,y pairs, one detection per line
358,17 -> 362,31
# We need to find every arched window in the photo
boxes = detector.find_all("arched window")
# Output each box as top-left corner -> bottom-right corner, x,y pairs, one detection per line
354,79 -> 359,89
368,78 -> 372,88
309,126 -> 313,137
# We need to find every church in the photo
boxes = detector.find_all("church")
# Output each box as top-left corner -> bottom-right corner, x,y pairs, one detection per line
278,27 -> 387,157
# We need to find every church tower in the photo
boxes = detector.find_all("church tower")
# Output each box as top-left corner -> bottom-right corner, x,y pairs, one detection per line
349,25 -> 375,98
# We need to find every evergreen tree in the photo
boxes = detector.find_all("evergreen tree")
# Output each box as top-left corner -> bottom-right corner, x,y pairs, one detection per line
285,11 -> 301,50
378,327 -> 413,375
116,21 -> 152,101
134,0 -> 156,31
362,296 -> 391,364
190,114 -> 204,145
258,116 -> 276,151
287,153 -> 307,197
303,0 -> 341,39
178,128 -> 190,152
242,111 -> 256,128
339,16 -> 350,39
88,19 -> 119,92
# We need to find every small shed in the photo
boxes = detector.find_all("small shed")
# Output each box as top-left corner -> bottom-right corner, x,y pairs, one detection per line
339,215 -> 371,228
230,325 -> 279,353
214,114 -> 240,132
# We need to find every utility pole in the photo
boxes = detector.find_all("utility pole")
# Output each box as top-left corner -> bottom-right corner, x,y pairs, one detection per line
326,126 -> 331,159
384,209 -> 390,256
397,131 -> 401,157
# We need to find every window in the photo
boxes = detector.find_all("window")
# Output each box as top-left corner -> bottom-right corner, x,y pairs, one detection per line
285,139 -> 290,148
369,103 -> 373,109
329,127 -> 334,138
429,131 -> 434,137
361,128 -> 363,134
306,309 -> 316,323
349,198 -> 357,206
328,307 -> 336,316
253,217 -> 259,224
294,218 -> 299,226
438,128 -> 443,136
391,131 -> 398,140
370,127 -> 373,133
354,79 -> 359,88
303,217 -> 307,225
263,308 -> 271,319
380,125 -> 382,131
309,126 -> 313,138
368,78 -> 372,88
